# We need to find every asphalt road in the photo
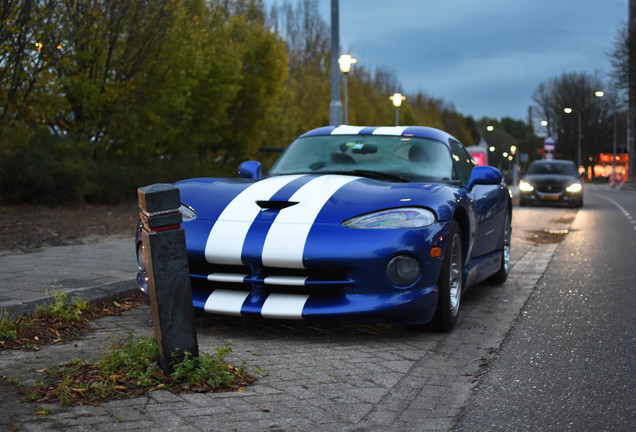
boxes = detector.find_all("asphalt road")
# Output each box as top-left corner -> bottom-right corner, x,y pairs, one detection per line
453,185 -> 636,431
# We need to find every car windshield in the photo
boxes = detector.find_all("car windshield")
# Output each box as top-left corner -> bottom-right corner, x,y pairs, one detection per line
527,162 -> 578,176
268,135 -> 454,181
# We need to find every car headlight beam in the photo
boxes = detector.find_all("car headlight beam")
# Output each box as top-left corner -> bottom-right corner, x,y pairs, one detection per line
342,207 -> 436,229
566,183 -> 582,193
519,181 -> 534,192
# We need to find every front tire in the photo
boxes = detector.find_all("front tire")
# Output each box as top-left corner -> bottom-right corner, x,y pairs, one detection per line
432,220 -> 463,331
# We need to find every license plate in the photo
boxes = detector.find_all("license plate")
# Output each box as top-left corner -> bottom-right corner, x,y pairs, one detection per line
541,195 -> 560,200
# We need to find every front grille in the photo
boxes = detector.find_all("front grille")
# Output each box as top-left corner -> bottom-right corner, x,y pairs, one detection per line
537,184 -> 562,193
190,262 -> 353,296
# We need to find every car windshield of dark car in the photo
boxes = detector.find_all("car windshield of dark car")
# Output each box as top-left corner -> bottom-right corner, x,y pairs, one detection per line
268,135 -> 454,181
527,162 -> 578,176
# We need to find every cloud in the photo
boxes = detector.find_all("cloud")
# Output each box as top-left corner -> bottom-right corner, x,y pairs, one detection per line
339,0 -> 626,119
268,0 -> 627,119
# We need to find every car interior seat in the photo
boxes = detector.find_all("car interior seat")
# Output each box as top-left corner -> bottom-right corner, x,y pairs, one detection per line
408,145 -> 428,163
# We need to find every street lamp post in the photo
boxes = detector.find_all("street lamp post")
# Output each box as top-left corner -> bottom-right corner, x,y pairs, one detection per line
329,0 -> 342,126
479,124 -> 494,146
510,145 -> 518,185
564,107 -> 582,171
338,54 -> 357,125
390,93 -> 405,126
595,91 -> 619,186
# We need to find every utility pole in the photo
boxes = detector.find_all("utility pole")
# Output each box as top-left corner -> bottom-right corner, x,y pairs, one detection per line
329,0 -> 342,126
629,0 -> 635,183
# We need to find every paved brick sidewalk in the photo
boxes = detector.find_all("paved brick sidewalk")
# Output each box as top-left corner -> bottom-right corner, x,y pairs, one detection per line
0,202 -> 571,431
0,239 -> 557,431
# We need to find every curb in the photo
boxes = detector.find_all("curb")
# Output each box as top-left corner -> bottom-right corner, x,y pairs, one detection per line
2,279 -> 138,319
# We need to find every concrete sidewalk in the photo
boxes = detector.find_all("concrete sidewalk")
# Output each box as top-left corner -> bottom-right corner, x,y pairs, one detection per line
0,235 -> 138,317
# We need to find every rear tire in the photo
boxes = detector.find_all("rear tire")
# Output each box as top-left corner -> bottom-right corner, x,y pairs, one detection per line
488,210 -> 511,284
432,220 -> 463,332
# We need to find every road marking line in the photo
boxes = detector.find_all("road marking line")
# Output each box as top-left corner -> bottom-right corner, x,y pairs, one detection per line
601,196 -> 634,227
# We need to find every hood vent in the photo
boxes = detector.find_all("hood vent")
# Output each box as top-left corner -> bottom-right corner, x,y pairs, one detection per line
256,200 -> 299,211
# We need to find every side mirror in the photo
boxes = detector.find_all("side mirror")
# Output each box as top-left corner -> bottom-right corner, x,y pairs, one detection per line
238,161 -> 262,179
466,165 -> 503,190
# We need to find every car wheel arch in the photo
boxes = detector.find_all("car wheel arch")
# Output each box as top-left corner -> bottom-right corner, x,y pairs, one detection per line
449,207 -> 471,266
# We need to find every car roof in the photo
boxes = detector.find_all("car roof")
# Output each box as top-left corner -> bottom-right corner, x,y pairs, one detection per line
298,125 -> 458,145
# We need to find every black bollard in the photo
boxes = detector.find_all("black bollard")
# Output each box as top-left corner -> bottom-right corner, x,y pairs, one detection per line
138,183 -> 199,374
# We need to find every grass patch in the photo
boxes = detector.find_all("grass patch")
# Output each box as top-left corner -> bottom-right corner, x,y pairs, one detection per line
1,291 -> 143,350
1,291 -> 257,405
18,334 -> 253,406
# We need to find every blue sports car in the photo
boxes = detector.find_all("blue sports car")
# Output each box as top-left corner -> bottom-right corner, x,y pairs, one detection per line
137,125 -> 512,331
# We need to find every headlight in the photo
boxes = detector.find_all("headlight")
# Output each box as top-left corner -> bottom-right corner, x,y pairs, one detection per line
519,181 -> 534,192
179,204 -> 197,221
566,183 -> 582,193
342,207 -> 436,229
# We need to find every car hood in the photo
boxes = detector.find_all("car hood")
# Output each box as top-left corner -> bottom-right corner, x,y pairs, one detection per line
176,174 -> 460,223
523,174 -> 579,184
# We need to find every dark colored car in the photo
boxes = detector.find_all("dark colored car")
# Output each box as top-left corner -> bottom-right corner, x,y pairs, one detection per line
137,125 -> 513,331
519,159 -> 583,208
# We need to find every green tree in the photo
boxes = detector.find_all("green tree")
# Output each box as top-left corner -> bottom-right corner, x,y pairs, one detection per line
220,0 -> 288,167
0,0 -> 289,203
0,0 -> 63,157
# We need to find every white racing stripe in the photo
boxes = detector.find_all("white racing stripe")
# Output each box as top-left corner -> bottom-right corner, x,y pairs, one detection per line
207,273 -> 248,283
264,275 -> 308,286
331,125 -> 365,135
261,293 -> 310,319
261,175 -> 358,268
373,126 -> 407,135
205,175 -> 304,264
203,289 -> 250,316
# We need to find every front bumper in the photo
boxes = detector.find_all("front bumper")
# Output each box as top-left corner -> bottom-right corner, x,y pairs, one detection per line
192,284 -> 439,325
136,218 -> 451,325
519,189 -> 582,206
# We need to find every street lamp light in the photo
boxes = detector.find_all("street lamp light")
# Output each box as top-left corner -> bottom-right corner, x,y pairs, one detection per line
539,120 -> 552,137
390,93 -> 406,126
564,107 -> 582,171
338,54 -> 357,124
510,145 -> 518,184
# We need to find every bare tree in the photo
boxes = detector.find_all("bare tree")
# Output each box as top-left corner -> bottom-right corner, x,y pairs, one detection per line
532,72 -> 613,176
267,0 -> 329,69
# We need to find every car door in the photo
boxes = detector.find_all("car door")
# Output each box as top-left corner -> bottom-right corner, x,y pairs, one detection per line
450,140 -> 506,258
